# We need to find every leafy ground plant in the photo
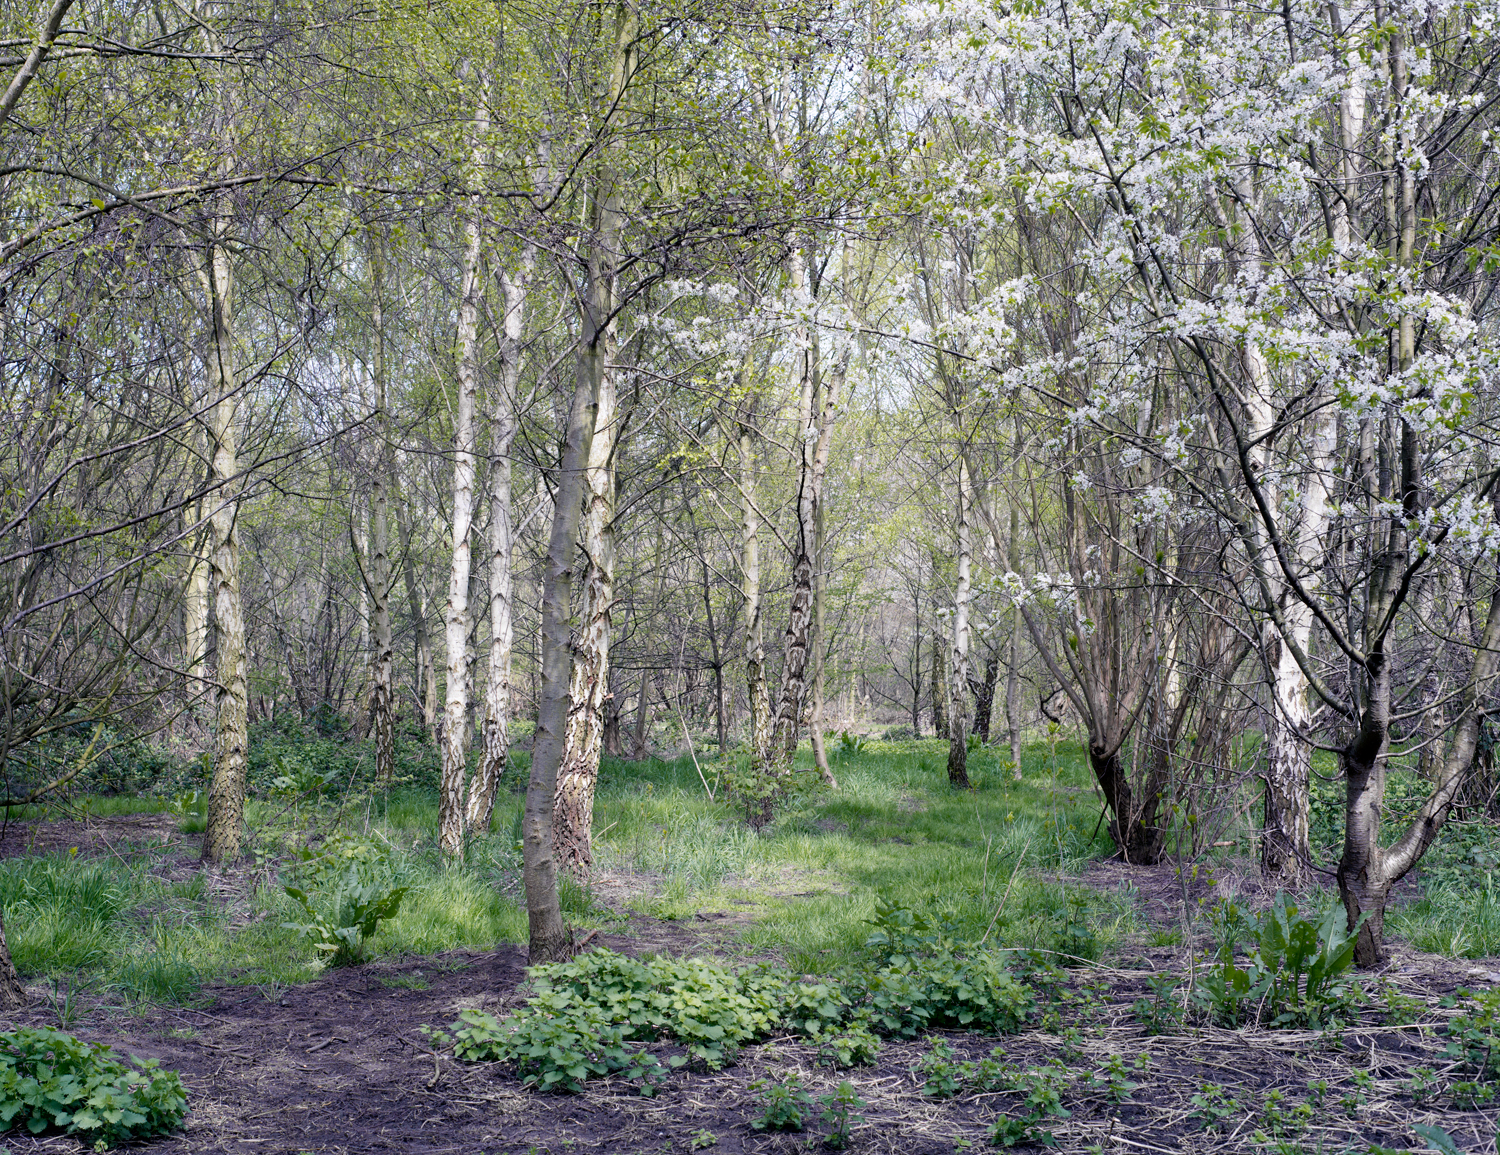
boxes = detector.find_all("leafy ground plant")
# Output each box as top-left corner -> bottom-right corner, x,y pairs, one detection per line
438,937 -> 1036,1093
280,837 -> 410,967
282,868 -> 409,967
749,1073 -> 812,1131
817,1080 -> 865,1148
1192,894 -> 1361,1027
0,1027 -> 187,1149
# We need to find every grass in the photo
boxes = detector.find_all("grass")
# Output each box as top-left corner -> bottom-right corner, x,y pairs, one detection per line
590,737 -> 1126,972
0,733 -> 1121,1003
9,722 -> 1500,1009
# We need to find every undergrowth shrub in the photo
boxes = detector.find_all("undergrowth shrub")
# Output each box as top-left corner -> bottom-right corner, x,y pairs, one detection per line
0,1027 -> 187,1148
859,899 -> 1035,1036
436,904 -> 1036,1094
861,950 -> 1034,1037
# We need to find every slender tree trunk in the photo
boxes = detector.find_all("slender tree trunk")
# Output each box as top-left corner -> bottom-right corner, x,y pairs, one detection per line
525,0 -> 635,962
603,676 -> 623,756
368,233 -> 395,784
931,632 -> 947,740
911,627 -> 923,734
632,672 -> 651,756
740,423 -> 771,763
438,128 -> 487,859
695,547 -> 728,754
1261,620 -> 1314,883
199,221 -> 248,867
767,265 -> 845,787
527,333 -> 605,960
470,259 -> 529,836
554,350 -> 617,880
973,649 -> 999,744
396,499 -> 438,736
811,463 -> 835,787
947,458 -> 972,788
1006,603 -> 1023,779
183,502 -> 209,722
769,247 -> 816,776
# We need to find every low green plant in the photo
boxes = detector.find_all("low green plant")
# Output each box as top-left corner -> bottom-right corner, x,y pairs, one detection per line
1053,891 -> 1099,964
864,897 -> 955,967
750,1073 -> 812,1132
916,1040 -> 1018,1098
1258,1088 -> 1312,1137
1442,987 -> 1500,1080
1341,1069 -> 1371,1116
988,1113 -> 1043,1148
836,731 -> 868,758
0,1027 -> 187,1148
1407,1066 -> 1439,1105
436,950 -> 814,1092
862,945 -> 1034,1038
1013,1062 -> 1070,1121
282,868 -> 409,967
432,1007 -> 664,1094
917,1040 -> 963,1098
720,755 -> 786,828
530,950 -> 779,1069
814,1013 -> 880,1068
1188,1082 -> 1240,1129
817,1080 -> 865,1148
1449,1078 -> 1494,1109
1132,972 -> 1183,1035
1091,1053 -> 1138,1103
1413,1123 -> 1467,1155
1192,895 -> 1360,1028
688,1129 -> 718,1150
167,790 -> 206,833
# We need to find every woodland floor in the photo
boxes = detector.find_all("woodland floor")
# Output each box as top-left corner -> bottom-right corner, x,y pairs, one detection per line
1,816 -> 1499,1154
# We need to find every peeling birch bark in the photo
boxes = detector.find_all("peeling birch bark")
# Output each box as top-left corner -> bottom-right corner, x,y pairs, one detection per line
554,348 -> 617,879
438,103 -> 489,859
469,253 -> 531,836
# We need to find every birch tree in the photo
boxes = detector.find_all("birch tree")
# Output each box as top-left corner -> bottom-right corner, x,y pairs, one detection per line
468,248 -> 533,836
438,100 -> 489,858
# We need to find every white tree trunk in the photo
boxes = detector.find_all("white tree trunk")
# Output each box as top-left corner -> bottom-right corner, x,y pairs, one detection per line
554,353 -> 617,878
200,238 -> 248,867
439,114 -> 488,858
946,455 -> 972,788
740,422 -> 771,763
368,233 -> 395,783
469,254 -> 531,835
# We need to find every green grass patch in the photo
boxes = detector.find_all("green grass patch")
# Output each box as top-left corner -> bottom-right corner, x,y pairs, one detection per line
591,737 -> 1119,971
0,728 -> 1228,1000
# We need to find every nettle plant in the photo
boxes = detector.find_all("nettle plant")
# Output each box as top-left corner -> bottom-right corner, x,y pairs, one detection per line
437,905 -> 1036,1094
0,1027 -> 187,1149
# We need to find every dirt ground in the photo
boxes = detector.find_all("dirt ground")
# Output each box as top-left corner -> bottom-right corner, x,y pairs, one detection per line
0,816 -> 1498,1153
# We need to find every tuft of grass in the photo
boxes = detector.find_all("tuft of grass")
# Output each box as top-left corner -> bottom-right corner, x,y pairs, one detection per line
371,867 -> 527,956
